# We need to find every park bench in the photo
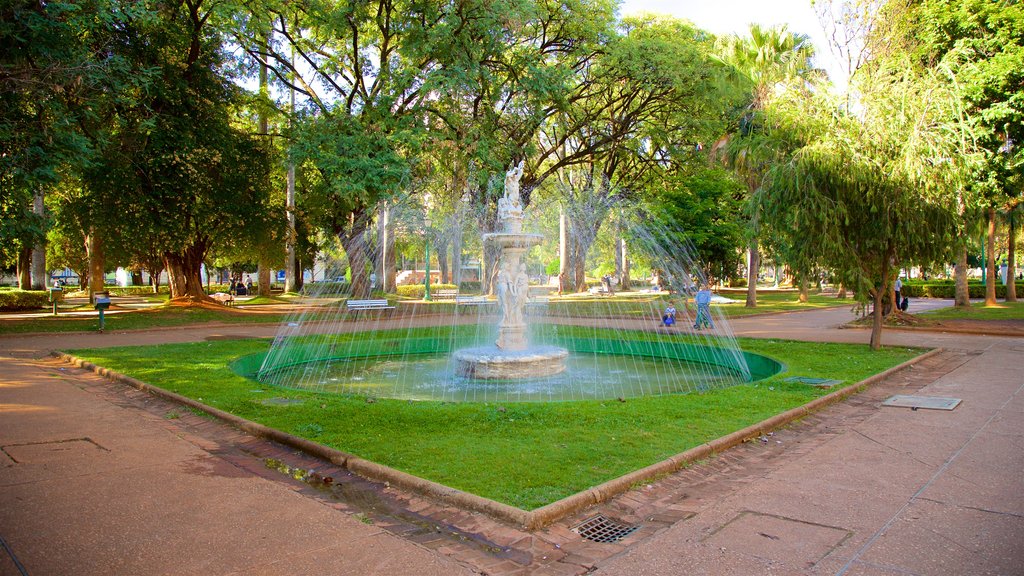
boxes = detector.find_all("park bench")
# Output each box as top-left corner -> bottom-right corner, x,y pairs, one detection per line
433,289 -> 458,300
346,299 -> 395,312
455,295 -> 489,306
210,292 -> 234,306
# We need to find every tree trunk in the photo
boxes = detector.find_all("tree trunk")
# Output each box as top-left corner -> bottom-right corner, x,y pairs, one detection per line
30,189 -> 46,289
163,241 -> 209,301
1006,211 -> 1016,302
558,206 -> 569,294
954,244 -> 971,307
985,207 -> 998,306
340,215 -> 371,299
87,231 -> 105,303
620,238 -> 630,292
745,239 -> 759,307
614,220 -> 623,284
798,272 -> 809,303
257,260 -> 271,296
870,285 -> 884,351
17,246 -> 32,289
383,206 -> 396,293
837,282 -> 847,299
451,223 -> 463,288
436,236 -> 450,285
573,233 -> 589,293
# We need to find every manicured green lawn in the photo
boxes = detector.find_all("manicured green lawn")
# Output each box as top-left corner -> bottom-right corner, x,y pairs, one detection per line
0,289 -> 848,335
0,306 -> 288,334
713,290 -> 852,317
917,301 -> 1024,321
67,332 -> 921,510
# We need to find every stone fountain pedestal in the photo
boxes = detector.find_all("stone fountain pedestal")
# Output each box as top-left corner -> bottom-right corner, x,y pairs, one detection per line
453,164 -> 568,380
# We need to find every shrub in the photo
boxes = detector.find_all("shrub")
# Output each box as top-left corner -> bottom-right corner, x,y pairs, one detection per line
901,281 -> 1023,299
0,290 -> 49,311
105,285 -> 169,296
396,283 -> 458,299
458,281 -> 482,293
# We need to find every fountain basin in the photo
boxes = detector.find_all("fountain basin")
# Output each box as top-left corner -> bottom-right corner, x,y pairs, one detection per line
453,345 -> 569,380
481,232 -> 544,249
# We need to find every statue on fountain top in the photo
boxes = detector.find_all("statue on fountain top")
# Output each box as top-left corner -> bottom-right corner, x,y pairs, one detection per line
497,160 -> 525,229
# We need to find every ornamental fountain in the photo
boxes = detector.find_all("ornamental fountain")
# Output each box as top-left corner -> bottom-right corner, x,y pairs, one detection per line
452,161 -> 569,379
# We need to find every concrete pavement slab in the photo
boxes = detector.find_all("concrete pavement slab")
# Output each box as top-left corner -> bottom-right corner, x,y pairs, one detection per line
854,499 -> 1024,576
3,300 -> 1023,575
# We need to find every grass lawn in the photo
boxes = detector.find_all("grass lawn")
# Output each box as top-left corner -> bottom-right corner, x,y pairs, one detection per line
67,332 -> 922,510
535,290 -> 849,320
917,301 -> 1024,321
0,306 -> 288,334
237,294 -> 300,306
713,290 -> 852,317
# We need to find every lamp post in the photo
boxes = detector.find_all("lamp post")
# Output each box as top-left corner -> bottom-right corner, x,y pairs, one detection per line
424,215 -> 432,301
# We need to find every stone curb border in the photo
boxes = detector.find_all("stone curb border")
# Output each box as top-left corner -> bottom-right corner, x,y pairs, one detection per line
53,347 -> 943,531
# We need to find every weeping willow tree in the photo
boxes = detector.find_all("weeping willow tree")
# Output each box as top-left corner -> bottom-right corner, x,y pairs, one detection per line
756,61 -> 979,350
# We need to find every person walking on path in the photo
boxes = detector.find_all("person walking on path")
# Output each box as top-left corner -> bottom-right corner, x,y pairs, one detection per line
694,287 -> 713,329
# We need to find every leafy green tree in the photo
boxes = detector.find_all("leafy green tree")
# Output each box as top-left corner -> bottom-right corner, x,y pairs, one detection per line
758,63 -> 976,349
0,0 -> 137,288
650,168 -> 745,284
893,0 -> 1023,305
713,24 -> 822,308
83,0 -> 275,301
542,16 -> 730,292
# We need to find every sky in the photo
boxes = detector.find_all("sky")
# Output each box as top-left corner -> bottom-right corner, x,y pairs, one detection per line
618,0 -> 849,93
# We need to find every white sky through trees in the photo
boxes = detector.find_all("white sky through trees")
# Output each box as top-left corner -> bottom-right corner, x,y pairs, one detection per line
619,0 -> 849,93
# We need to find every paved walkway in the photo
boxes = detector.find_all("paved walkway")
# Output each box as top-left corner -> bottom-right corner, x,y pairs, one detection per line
1,301 -> 1021,575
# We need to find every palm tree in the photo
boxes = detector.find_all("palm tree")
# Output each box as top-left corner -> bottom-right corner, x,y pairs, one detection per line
713,24 -> 821,307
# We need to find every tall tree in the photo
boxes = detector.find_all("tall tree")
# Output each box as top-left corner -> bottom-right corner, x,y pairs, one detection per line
84,0 -> 274,302
0,0 -> 132,288
887,0 -> 1023,306
758,61 -> 976,350
714,24 -> 821,308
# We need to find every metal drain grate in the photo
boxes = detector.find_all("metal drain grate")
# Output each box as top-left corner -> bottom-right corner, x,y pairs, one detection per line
572,515 -> 638,543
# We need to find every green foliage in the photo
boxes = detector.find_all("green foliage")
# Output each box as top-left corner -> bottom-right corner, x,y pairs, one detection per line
0,290 -> 48,311
649,168 -> 745,283
919,301 -> 1024,321
395,283 -> 458,299
0,306 -> 287,334
902,280 -> 1024,299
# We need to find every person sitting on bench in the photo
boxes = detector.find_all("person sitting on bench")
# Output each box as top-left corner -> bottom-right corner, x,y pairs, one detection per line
662,303 -> 677,326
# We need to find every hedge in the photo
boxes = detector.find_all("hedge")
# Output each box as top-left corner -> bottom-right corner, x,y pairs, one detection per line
396,283 -> 458,299
104,285 -> 169,296
0,290 -> 50,311
902,280 -> 1023,299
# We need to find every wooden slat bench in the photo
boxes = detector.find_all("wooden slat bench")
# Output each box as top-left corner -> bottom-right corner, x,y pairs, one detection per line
455,295 -> 490,305
433,289 -> 458,300
210,292 -> 235,306
345,299 -> 395,312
